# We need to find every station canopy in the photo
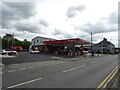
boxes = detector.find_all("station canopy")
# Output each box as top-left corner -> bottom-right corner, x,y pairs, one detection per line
43,38 -> 91,45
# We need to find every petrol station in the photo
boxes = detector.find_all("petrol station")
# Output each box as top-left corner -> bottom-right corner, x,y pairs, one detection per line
43,38 -> 91,57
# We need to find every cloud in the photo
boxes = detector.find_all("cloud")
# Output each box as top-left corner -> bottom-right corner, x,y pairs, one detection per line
14,18 -> 51,34
75,22 -> 117,34
53,28 -> 75,39
66,5 -> 85,18
2,2 -> 36,28
108,11 -> 117,24
39,19 -> 49,27
63,33 -> 74,39
53,28 -> 63,35
15,22 -> 39,33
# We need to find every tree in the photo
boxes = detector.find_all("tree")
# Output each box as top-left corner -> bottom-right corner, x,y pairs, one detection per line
3,34 -> 13,40
0,36 -> 2,50
2,34 -> 14,49
2,34 -> 31,51
22,39 -> 31,50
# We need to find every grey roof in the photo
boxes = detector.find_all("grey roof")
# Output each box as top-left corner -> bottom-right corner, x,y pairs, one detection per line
32,36 -> 56,40
96,39 -> 115,46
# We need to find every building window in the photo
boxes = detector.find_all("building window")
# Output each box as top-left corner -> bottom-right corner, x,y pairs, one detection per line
37,40 -> 39,42
103,45 -> 106,47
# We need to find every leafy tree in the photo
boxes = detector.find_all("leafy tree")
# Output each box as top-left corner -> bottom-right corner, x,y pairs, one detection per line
22,39 -> 31,50
2,34 -> 31,51
2,38 -> 8,49
13,38 -> 22,46
3,34 -> 13,40
0,36 -> 2,50
2,34 -> 14,49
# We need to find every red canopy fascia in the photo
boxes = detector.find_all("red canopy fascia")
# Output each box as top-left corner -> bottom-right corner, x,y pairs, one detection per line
43,38 -> 91,45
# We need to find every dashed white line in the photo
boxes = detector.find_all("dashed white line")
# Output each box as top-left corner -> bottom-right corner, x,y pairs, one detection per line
30,67 -> 35,69
91,61 -> 98,64
38,65 -> 43,67
0,72 -> 3,74
63,65 -> 86,72
44,64 -> 50,66
28,67 -> 32,69
7,70 -> 16,73
19,68 -> 26,70
6,77 -> 42,89
49,63 -> 55,65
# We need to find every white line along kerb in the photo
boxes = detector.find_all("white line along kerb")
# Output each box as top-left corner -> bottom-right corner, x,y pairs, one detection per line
6,77 -> 42,89
63,65 -> 86,72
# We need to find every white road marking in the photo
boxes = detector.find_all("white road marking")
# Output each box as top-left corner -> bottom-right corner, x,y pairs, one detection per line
30,67 -> 35,69
19,68 -> 26,70
91,61 -> 98,64
63,65 -> 86,72
7,70 -> 16,73
38,65 -> 43,67
28,67 -> 32,69
6,77 -> 42,89
49,63 -> 55,65
44,64 -> 50,66
0,72 -> 3,74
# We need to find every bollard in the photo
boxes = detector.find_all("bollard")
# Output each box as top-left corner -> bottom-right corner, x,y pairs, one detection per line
72,51 -> 74,57
68,52 -> 70,56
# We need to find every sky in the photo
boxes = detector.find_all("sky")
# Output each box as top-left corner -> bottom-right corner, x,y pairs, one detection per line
0,0 -> 119,47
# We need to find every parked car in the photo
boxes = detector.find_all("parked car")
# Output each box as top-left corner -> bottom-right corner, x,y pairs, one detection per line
1,49 -> 18,55
30,50 -> 40,54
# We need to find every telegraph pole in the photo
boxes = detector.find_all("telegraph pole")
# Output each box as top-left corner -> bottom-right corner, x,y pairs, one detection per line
91,33 -> 94,56
12,33 -> 14,53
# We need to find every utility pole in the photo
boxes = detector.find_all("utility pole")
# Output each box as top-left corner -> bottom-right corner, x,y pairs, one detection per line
101,35 -> 103,55
12,33 -> 14,53
7,38 -> 9,49
91,33 -> 94,56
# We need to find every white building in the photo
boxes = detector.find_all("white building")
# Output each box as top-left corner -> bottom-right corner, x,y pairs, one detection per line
90,38 -> 115,54
31,36 -> 55,46
29,36 -> 56,52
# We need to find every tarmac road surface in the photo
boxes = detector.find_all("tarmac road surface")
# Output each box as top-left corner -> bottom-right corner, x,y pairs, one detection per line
2,54 -> 118,88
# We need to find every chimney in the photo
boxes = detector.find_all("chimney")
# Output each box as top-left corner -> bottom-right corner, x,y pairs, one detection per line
103,38 -> 107,41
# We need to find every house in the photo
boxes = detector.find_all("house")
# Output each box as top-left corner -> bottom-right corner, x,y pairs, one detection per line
29,36 -> 56,52
90,38 -> 115,54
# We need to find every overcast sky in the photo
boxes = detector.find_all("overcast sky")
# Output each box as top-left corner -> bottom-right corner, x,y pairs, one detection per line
0,0 -> 119,47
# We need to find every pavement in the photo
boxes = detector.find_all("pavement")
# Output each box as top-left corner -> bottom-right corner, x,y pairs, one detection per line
2,54 -> 118,88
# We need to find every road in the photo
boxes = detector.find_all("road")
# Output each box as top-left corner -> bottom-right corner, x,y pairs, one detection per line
2,55 -> 118,88
2,52 -> 66,64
